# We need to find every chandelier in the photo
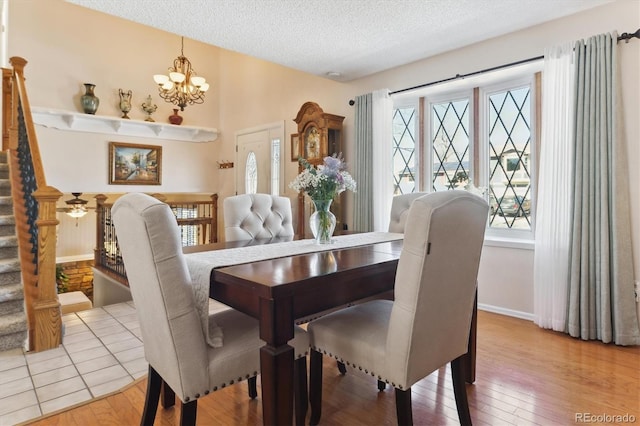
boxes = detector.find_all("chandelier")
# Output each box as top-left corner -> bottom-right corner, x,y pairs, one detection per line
153,37 -> 209,111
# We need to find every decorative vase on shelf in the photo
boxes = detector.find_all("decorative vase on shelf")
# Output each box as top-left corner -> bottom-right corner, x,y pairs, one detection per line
118,89 -> 132,119
309,199 -> 336,244
141,95 -> 158,122
169,109 -> 183,125
81,83 -> 99,115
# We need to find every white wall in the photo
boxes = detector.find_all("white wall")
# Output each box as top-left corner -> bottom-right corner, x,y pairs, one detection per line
346,0 -> 640,316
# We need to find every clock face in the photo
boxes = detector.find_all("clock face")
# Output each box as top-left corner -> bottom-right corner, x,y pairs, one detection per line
305,127 -> 321,160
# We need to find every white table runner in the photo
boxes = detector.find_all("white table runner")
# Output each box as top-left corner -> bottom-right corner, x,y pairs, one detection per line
185,232 -> 404,347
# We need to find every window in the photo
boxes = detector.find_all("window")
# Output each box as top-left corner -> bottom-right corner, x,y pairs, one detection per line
392,106 -> 418,195
245,151 -> 257,194
271,138 -> 280,196
391,64 -> 539,240
429,95 -> 471,191
483,82 -> 533,234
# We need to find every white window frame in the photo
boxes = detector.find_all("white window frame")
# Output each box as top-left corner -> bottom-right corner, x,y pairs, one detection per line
391,100 -> 420,194
479,75 -> 537,241
423,90 -> 474,193
390,60 -> 541,247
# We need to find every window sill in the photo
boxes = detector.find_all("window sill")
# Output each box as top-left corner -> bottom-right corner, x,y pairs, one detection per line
483,236 -> 534,251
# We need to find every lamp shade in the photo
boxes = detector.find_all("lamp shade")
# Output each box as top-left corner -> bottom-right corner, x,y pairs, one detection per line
153,74 -> 169,85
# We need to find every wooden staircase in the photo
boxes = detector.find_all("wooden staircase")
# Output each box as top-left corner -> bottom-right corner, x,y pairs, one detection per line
1,57 -> 62,352
0,151 -> 26,351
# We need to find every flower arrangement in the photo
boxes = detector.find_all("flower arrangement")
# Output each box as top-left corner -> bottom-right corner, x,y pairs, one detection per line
289,155 -> 356,243
289,155 -> 357,200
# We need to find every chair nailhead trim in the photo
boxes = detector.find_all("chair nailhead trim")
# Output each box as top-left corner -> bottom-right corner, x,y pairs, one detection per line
204,390 -> 210,395
185,397 -> 190,402
195,393 -> 200,398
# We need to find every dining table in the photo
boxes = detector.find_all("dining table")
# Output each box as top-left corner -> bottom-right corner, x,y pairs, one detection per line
184,233 -> 477,426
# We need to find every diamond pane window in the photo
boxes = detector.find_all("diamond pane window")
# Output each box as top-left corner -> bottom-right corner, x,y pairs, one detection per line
487,86 -> 532,230
431,99 -> 470,191
392,107 -> 417,195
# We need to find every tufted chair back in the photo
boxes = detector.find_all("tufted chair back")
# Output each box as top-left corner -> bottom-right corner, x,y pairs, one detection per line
388,192 -> 428,233
223,193 -> 295,241
111,193 -> 209,402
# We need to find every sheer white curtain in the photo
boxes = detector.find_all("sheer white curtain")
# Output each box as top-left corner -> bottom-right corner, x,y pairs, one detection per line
371,90 -> 393,231
533,43 -> 575,331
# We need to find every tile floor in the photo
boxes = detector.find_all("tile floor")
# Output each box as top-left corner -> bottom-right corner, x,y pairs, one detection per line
0,302 -> 147,426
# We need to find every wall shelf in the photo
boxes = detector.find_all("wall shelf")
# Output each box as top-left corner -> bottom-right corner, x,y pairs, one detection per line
31,107 -> 219,143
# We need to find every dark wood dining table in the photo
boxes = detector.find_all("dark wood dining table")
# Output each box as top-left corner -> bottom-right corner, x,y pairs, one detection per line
185,236 -> 477,425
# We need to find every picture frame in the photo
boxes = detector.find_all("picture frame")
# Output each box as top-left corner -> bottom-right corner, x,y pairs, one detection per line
290,133 -> 300,162
109,141 -> 162,185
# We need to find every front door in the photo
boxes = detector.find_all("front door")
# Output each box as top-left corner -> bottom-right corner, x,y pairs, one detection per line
235,122 -> 284,195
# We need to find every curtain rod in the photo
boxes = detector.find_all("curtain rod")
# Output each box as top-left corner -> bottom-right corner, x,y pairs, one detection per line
348,28 -> 640,105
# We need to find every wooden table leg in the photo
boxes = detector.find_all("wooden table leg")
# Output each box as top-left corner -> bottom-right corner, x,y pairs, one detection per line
259,296 -> 295,425
463,290 -> 477,384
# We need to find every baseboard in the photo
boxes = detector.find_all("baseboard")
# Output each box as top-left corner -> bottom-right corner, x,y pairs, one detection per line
478,303 -> 534,321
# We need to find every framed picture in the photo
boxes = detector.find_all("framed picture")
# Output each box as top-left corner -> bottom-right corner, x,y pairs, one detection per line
290,133 -> 300,162
109,142 -> 162,185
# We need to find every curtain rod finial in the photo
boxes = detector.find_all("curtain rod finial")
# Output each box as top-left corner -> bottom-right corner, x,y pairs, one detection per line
349,99 -> 355,106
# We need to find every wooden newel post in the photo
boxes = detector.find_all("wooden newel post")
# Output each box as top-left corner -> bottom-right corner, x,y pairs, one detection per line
32,185 -> 63,352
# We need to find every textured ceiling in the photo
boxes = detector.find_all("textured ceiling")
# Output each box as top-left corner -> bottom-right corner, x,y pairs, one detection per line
66,0 -> 611,82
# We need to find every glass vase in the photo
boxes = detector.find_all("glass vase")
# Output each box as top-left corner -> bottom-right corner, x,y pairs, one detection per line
309,199 -> 336,244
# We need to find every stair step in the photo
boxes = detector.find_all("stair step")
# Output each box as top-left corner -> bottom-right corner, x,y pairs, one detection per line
0,236 -> 17,248
0,311 -> 27,334
0,258 -> 21,275
0,215 -> 15,226
0,180 -> 10,197
0,299 -> 25,316
0,205 -> 12,216
0,224 -> 16,237
0,312 -> 27,344
0,240 -> 18,260
0,270 -> 21,287
0,328 -> 27,352
0,282 -> 23,304
0,151 -> 7,165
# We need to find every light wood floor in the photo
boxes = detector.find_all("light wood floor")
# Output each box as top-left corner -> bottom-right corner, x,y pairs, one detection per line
25,311 -> 639,425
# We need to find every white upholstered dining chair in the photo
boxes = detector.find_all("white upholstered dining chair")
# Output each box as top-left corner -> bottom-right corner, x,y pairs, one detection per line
388,192 -> 428,233
223,193 -> 295,241
112,193 -> 309,426
308,191 -> 488,425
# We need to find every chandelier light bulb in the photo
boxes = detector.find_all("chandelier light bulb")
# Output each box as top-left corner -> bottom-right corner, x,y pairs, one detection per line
200,83 -> 210,92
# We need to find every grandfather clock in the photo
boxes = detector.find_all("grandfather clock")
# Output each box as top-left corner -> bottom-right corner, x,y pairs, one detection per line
293,102 -> 345,236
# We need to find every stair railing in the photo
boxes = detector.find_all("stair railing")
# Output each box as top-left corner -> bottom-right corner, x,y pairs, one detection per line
94,193 -> 218,285
2,57 -> 62,352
